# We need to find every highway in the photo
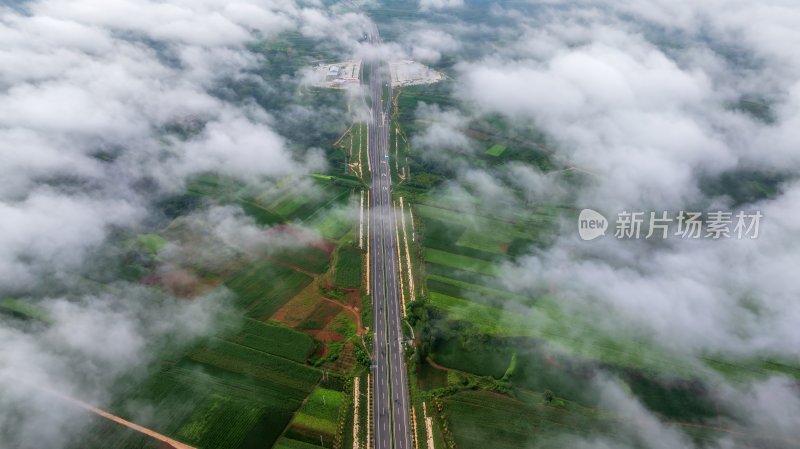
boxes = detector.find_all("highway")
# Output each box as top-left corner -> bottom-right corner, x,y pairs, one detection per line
365,23 -> 412,449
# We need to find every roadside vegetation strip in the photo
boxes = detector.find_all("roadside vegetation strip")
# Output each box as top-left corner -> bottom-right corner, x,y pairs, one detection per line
424,248 -> 498,276
422,402 -> 435,449
352,377 -> 361,449
359,190 -> 365,248
393,201 -> 408,316
399,197 -> 415,303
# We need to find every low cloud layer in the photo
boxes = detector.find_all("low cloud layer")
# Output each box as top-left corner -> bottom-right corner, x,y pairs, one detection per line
0,0 -> 367,446
409,0 -> 800,446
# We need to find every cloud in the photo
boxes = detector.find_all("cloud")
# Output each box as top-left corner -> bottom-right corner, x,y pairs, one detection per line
404,29 -> 461,63
0,288 -> 232,448
419,0 -> 463,12
405,0 -> 800,444
411,103 -> 474,165
0,0 -> 367,446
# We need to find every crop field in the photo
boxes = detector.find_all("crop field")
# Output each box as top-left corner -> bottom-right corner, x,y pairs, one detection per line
455,228 -> 512,255
0,298 -> 49,322
273,246 -> 332,276
210,174 -> 352,226
66,413 -> 164,449
285,387 -> 345,447
187,339 -> 320,395
428,292 -> 533,337
310,206 -> 354,241
444,390 -> 610,449
225,261 -> 313,319
431,338 -> 515,379
293,387 -> 344,433
334,247 -> 362,289
105,350 -> 320,449
425,248 -> 498,276
273,437 -> 323,449
227,318 -> 313,363
176,394 -> 263,449
485,144 -> 507,157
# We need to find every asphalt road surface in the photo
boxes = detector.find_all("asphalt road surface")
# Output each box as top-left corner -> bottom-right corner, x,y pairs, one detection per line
365,23 -> 412,449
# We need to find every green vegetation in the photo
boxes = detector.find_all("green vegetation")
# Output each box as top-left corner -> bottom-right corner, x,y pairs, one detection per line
227,319 -> 314,363
425,248 -> 498,276
225,262 -> 313,319
285,387 -> 345,447
444,391 -> 610,449
428,292 -> 531,337
485,144 -> 507,157
176,394 -> 263,449
137,233 -> 168,253
334,247 -> 362,289
0,298 -> 49,322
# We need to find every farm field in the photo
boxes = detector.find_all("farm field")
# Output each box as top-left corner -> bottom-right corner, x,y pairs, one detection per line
225,261 -> 314,320
424,248 -> 498,276
226,318 -> 314,363
285,386 -> 345,446
334,246 -> 362,289
485,144 -> 507,157
444,390 -> 610,449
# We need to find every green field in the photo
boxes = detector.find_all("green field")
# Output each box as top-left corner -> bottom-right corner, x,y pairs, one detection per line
485,144 -> 507,157
225,262 -> 313,319
425,248 -> 498,276
137,233 -> 168,253
176,394 -> 263,449
445,391 -> 610,449
0,298 -> 49,322
106,355 -> 319,449
227,319 -> 314,363
273,437 -> 323,449
334,247 -> 362,289
274,246 -> 332,275
312,207 -> 353,240
455,229 -> 512,255
429,292 -> 533,337
188,339 -> 320,395
285,387 -> 345,447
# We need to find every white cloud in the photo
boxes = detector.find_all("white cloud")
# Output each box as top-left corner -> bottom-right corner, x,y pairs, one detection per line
420,0 -> 463,11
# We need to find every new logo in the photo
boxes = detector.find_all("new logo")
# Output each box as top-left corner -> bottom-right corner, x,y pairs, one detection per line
578,209 -> 608,241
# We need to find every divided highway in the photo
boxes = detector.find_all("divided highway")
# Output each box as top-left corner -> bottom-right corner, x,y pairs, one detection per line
365,24 -> 412,449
